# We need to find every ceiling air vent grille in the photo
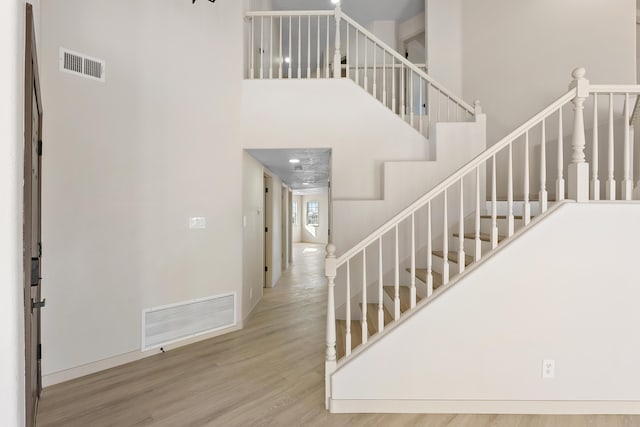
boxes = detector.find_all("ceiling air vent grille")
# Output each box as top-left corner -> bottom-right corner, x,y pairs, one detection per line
59,48 -> 106,82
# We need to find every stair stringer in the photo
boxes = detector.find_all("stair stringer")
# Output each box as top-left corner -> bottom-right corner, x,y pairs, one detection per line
330,201 -> 640,414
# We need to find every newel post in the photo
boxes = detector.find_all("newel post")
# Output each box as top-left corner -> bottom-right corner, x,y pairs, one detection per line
333,5 -> 342,78
324,243 -> 337,409
568,67 -> 590,202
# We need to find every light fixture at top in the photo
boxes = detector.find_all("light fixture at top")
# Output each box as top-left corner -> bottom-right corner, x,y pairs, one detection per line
331,0 -> 340,4
289,158 -> 300,164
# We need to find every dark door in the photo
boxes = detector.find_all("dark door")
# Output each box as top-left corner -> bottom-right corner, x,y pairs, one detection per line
24,4 -> 44,426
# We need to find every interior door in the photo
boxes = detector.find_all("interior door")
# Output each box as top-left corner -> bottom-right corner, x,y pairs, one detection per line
24,4 -> 44,426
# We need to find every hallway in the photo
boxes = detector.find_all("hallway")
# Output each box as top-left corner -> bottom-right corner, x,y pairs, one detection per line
38,244 -> 640,426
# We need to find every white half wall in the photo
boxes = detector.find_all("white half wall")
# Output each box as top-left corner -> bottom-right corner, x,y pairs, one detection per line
40,0 -> 246,382
331,202 -> 640,413
1,1 -> 27,424
242,79 -> 429,200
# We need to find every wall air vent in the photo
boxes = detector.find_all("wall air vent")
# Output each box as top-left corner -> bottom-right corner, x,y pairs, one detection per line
142,293 -> 236,351
59,48 -> 106,82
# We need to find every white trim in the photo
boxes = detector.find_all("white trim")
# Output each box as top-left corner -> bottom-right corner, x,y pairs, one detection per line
329,399 -> 640,414
141,292 -> 237,351
43,322 -> 242,387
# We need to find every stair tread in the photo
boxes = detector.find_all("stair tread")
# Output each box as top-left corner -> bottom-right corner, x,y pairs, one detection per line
359,302 -> 393,335
413,269 -> 444,288
433,250 -> 473,266
480,215 -> 526,220
383,285 -> 422,314
335,320 -> 362,360
453,232 -> 506,243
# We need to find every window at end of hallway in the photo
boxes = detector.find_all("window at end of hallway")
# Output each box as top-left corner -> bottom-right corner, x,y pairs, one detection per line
306,201 -> 319,227
292,201 -> 297,225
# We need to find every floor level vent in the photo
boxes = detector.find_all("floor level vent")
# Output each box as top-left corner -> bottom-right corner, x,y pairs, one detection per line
59,48 -> 106,82
142,293 -> 236,351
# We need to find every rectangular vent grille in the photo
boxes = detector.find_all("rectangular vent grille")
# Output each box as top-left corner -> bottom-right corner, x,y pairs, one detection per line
59,48 -> 106,82
142,293 -> 236,351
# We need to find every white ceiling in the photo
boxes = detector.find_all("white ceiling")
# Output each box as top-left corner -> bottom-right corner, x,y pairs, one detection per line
247,148 -> 331,190
272,0 -> 424,24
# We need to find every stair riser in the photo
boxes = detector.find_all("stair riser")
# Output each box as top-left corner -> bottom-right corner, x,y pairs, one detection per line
480,217 -> 526,236
432,253 -> 462,276
451,235 -> 492,256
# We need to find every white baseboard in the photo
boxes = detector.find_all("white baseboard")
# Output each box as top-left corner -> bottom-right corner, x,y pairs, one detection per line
43,323 -> 242,388
329,399 -> 640,414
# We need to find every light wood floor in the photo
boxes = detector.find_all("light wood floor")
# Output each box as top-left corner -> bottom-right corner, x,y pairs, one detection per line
38,244 -> 640,427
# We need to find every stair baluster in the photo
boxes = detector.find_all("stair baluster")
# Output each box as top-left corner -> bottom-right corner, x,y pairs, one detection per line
345,260 -> 351,357
288,16 -> 292,78
474,167 -> 482,262
378,238 -> 384,333
442,190 -> 450,284
606,93 -> 616,200
278,17 -> 283,79
539,119 -> 548,212
557,108 -> 565,200
458,178 -> 465,274
507,142 -> 515,237
316,16 -> 321,79
623,93 -> 632,200
394,225 -> 400,320
491,155 -> 498,249
361,249 -> 367,345
373,42 -> 377,100
426,202 -> 434,297
591,95 -> 600,200
410,213 -> 417,309
524,131 -> 531,225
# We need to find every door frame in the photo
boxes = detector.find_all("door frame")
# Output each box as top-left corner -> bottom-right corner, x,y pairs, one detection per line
24,4 -> 43,426
263,173 -> 272,288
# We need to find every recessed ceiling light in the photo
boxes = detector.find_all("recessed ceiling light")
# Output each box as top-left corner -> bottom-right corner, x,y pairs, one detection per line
331,0 -> 340,4
289,158 -> 300,164
302,182 -> 311,186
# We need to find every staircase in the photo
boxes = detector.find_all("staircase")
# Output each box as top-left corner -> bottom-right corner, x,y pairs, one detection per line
324,67 -> 640,411
246,6 -> 476,140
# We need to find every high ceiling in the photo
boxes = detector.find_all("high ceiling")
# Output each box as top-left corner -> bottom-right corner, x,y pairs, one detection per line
247,148 -> 331,191
272,0 -> 424,24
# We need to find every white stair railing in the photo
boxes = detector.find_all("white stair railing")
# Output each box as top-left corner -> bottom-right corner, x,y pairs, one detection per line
246,6 -> 475,137
324,68 -> 640,407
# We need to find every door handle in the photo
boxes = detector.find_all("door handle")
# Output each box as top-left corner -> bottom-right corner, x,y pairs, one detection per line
31,298 -> 46,311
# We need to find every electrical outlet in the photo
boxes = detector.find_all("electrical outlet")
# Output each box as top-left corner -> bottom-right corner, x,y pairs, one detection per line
542,359 -> 555,379
189,217 -> 206,229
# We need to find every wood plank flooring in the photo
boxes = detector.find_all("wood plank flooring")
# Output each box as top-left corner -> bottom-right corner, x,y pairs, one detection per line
37,244 -> 640,426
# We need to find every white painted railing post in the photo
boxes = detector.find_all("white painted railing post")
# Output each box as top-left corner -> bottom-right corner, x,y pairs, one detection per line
324,243 -> 337,409
333,5 -> 342,79
568,67 -> 590,202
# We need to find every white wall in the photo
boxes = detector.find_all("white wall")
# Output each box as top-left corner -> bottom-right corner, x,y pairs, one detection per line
268,172 -> 284,286
1,1 -> 26,424
242,79 -> 429,200
292,194 -> 302,243
331,202 -> 640,413
242,152 -> 265,318
431,0 -> 636,145
301,189 -> 329,244
333,116 -> 486,254
426,0 -> 462,96
41,0 -> 246,381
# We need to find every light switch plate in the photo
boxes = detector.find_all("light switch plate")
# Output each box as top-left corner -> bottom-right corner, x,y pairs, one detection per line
189,217 -> 206,229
